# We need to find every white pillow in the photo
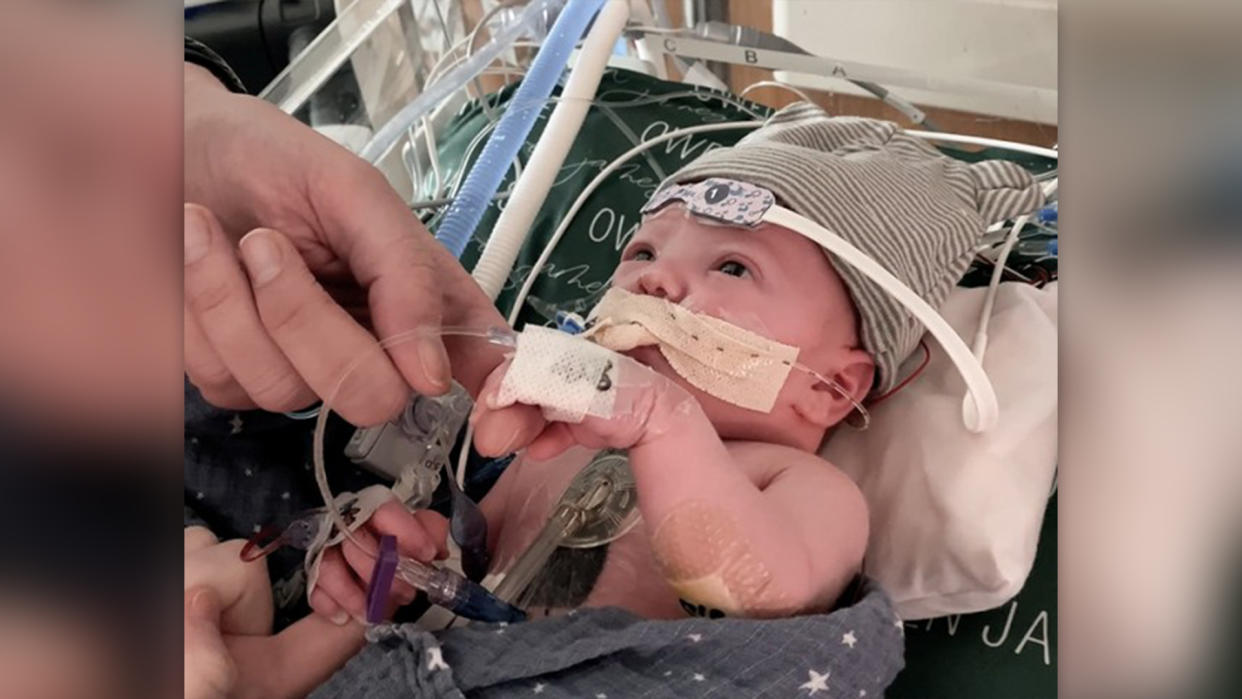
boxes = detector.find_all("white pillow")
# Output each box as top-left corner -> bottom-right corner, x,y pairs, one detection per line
821,282 -> 1057,620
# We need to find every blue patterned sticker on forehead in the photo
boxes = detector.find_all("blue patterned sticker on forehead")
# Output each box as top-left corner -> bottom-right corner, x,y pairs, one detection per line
641,177 -> 776,227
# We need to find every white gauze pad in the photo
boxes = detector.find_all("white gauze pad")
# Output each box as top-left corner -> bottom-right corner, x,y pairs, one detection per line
497,325 -> 619,423
585,288 -> 799,413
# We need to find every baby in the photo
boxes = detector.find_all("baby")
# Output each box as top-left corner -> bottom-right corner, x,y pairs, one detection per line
309,103 -> 1041,623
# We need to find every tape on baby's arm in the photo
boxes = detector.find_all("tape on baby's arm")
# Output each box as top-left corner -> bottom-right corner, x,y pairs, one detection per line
496,326 -> 618,423
305,484 -> 397,602
650,500 -> 794,619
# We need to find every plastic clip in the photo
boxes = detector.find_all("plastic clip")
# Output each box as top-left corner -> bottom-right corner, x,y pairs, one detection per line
365,535 -> 400,624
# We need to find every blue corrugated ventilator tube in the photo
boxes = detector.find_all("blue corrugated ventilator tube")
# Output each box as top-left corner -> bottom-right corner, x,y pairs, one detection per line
433,0 -> 609,259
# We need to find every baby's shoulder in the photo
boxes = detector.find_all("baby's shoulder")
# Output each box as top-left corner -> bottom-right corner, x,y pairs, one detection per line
724,440 -> 858,492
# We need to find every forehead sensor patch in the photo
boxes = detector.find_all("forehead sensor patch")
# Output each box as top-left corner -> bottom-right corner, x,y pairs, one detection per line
642,178 -> 776,228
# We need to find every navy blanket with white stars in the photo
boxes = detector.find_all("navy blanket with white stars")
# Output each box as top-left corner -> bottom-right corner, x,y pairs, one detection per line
311,580 -> 904,699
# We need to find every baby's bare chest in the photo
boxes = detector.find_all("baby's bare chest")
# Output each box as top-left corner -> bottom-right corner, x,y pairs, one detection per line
488,445 -> 780,618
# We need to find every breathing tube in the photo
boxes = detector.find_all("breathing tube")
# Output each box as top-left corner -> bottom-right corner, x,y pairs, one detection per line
358,0 -> 565,165
433,0 -> 609,260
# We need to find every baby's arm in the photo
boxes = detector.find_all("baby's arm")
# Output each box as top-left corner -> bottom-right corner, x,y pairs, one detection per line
473,351 -> 867,618
627,402 -> 868,618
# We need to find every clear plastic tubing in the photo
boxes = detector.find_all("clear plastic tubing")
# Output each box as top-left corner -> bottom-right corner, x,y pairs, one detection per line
432,0 -> 609,260
358,0 -> 565,166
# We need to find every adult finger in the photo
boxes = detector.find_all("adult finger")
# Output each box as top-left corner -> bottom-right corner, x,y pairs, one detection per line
309,588 -> 351,627
413,510 -> 451,560
368,501 -> 442,562
184,525 -> 219,553
340,528 -> 418,609
184,308 -> 255,410
310,162 -> 459,396
238,227 -> 410,427
225,612 -> 364,699
184,587 -> 236,699
313,547 -> 368,622
184,204 -> 316,412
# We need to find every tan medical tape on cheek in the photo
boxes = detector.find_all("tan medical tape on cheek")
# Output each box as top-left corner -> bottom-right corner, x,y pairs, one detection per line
649,500 -> 792,617
584,288 -> 799,413
496,325 -> 619,423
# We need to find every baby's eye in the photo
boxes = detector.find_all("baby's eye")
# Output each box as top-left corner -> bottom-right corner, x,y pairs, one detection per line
717,260 -> 751,278
626,247 -> 655,262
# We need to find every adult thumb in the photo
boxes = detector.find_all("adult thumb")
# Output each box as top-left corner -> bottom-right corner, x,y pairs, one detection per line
185,587 -> 236,699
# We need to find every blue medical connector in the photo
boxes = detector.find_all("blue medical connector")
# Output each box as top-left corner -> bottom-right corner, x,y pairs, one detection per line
1037,203 -> 1058,224
555,310 -> 587,334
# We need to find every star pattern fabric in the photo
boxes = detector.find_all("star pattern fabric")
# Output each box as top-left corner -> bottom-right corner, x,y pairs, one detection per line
311,582 -> 903,699
800,669 -> 830,695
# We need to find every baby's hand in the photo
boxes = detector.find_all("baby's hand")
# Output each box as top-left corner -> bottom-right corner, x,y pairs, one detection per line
472,346 -> 696,461
310,501 -> 449,624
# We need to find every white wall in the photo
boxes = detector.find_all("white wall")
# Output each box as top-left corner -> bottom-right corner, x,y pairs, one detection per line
771,0 -> 1057,123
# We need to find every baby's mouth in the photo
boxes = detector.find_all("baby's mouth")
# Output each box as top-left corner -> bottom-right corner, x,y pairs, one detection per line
624,344 -> 678,380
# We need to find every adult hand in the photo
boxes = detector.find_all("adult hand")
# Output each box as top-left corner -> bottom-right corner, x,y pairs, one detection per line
309,501 -> 450,623
185,528 -> 365,699
184,65 -> 512,426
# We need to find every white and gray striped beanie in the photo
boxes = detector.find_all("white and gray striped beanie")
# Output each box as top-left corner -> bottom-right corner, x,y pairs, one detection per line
665,102 -> 1044,395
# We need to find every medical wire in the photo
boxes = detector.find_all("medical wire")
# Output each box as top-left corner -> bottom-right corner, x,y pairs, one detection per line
454,120 -> 761,489
738,80 -> 813,104
906,130 -> 1059,161
463,121 -> 785,481
507,120 -> 765,326
472,0 -> 631,300
409,89 -> 766,213
972,178 -> 1059,362
312,325 -> 516,558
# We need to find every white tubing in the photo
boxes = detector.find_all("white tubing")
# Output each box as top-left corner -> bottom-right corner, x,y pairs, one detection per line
764,206 -> 999,434
906,130 -> 1059,160
471,0 -> 632,300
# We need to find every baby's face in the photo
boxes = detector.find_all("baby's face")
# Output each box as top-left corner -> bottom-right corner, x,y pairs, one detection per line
610,204 -> 865,440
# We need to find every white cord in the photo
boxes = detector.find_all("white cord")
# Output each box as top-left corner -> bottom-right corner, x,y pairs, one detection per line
972,178 -> 1058,360
763,206 -> 999,433
972,213 -> 1030,362
738,80 -> 813,104
455,423 -> 473,489
506,120 -> 765,325
906,130 -> 1059,160
472,0 -> 633,301
422,116 -> 443,197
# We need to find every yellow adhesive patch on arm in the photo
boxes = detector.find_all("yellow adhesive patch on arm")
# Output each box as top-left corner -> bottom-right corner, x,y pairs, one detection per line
650,500 -> 794,618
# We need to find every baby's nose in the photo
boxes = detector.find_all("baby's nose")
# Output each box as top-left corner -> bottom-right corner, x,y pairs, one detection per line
636,265 -> 686,302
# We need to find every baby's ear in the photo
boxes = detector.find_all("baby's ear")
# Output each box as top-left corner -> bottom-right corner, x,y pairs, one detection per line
967,160 -> 1045,225
794,349 -> 875,429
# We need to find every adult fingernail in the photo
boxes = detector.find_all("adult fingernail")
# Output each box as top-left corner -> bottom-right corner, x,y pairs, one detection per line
417,338 -> 450,394
184,208 -> 210,265
239,229 -> 283,287
189,589 -> 215,616
330,610 -> 350,626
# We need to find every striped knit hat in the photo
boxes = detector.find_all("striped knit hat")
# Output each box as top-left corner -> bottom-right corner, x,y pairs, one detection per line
665,103 -> 1044,395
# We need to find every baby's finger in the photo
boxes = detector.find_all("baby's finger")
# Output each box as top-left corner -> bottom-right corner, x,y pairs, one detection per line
309,589 -> 351,627
527,423 -> 578,461
340,533 -> 418,609
413,510 -> 451,560
472,402 -> 546,457
314,547 -> 367,622
368,501 -> 439,561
